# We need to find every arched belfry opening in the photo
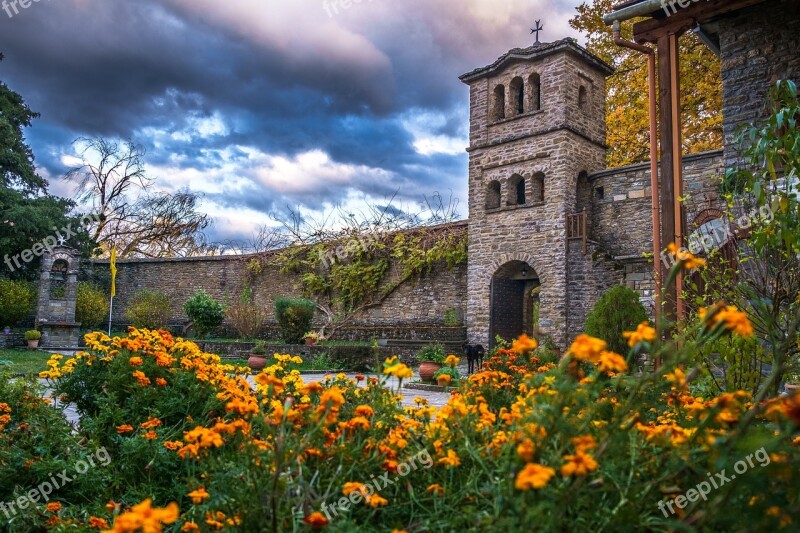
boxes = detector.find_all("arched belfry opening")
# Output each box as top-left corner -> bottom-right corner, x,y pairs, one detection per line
489,260 -> 540,345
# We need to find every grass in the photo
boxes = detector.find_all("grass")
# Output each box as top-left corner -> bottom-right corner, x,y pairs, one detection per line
0,348 -> 51,376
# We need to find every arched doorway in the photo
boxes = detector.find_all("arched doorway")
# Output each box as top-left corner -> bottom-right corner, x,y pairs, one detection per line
489,260 -> 540,346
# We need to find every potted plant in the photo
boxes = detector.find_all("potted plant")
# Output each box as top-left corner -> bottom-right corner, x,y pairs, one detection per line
304,331 -> 320,346
415,342 -> 446,383
24,330 -> 42,349
248,340 -> 269,370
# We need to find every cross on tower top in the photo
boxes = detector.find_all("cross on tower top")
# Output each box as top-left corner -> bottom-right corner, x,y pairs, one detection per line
530,20 -> 544,44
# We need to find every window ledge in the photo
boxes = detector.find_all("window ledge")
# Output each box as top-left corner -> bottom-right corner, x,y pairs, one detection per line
489,109 -> 544,126
486,201 -> 545,214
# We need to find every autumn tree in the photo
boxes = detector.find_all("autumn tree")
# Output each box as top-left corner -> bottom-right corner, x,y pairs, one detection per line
570,0 -> 723,167
65,137 -> 213,258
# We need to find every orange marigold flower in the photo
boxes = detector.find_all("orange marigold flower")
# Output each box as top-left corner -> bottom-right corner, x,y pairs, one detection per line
515,463 -> 555,490
511,334 -> 538,354
437,374 -> 452,384
104,498 -> 179,533
365,494 -> 388,508
427,484 -> 444,495
572,435 -> 597,452
155,378 -> 167,387
437,449 -> 461,468
444,354 -> 460,367
354,374 -> 365,381
140,417 -> 162,430
300,382 -> 325,395
382,459 -> 399,473
319,387 -> 346,409
116,424 -> 134,434
132,370 -> 151,387
598,351 -> 628,374
187,487 -> 210,504
561,451 -> 598,477
665,368 -> 687,388
568,334 -> 606,363
622,322 -> 657,348
142,430 -> 158,440
89,516 -> 109,529
667,243 -> 707,270
354,405 -> 374,417
46,502 -> 61,513
181,522 -> 200,532
303,512 -> 329,528
163,441 -> 183,451
129,356 -> 143,367
342,482 -> 366,496
516,438 -> 536,462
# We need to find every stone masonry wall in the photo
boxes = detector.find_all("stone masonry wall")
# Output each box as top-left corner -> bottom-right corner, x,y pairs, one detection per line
717,0 -> 800,170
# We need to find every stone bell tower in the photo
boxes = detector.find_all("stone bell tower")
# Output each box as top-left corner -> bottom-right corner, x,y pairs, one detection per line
460,38 -> 613,347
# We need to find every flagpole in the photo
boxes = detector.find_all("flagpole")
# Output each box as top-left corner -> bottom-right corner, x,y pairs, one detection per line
108,296 -> 114,336
109,244 -> 117,337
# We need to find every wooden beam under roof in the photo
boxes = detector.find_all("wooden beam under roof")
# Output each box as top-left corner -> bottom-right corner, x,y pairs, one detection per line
633,0 -> 769,43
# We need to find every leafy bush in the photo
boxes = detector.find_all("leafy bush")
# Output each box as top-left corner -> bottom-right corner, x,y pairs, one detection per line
125,289 -> 171,329
308,351 -> 340,370
183,290 -> 224,338
23,329 -> 41,341
274,297 -> 316,344
0,279 -> 36,327
76,282 -> 109,328
226,301 -> 266,340
584,285 -> 649,355
416,342 -> 446,364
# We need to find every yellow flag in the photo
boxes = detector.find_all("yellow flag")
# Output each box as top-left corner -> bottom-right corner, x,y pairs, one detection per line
110,246 -> 117,297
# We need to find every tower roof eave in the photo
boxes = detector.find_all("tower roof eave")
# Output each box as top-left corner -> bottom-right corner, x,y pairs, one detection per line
459,38 -> 614,84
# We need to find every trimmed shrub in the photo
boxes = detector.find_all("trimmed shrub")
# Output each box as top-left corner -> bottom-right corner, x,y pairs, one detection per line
0,279 -> 36,327
584,285 -> 649,355
76,282 -> 109,328
274,297 -> 316,344
183,290 -> 224,338
226,302 -> 266,340
125,289 -> 171,330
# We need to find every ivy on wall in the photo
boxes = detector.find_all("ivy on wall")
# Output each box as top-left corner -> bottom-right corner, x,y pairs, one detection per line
248,223 -> 467,339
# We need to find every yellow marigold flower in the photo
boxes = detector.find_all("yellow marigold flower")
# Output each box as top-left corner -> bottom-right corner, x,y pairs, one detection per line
664,368 -> 687,388
511,334 -> 538,354
103,498 -> 179,533
354,405 -> 374,417
622,322 -> 657,348
444,354 -> 460,367
427,484 -> 444,495
667,243 -> 707,270
515,463 -> 555,490
384,362 -> 414,379
303,512 -> 328,528
568,334 -> 606,363
598,351 -> 628,374
561,451 -> 598,477
437,449 -> 461,468
187,487 -> 209,504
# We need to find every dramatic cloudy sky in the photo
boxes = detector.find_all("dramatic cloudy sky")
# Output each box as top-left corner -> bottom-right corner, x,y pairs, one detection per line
0,0 -> 583,247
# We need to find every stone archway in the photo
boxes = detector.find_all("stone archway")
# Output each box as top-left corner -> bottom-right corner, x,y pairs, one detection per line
489,260 -> 540,346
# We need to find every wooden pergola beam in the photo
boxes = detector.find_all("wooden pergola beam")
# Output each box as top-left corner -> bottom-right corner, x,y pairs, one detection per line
632,0 -> 769,43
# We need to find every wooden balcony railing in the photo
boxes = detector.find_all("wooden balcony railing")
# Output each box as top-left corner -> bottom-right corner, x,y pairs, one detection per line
566,210 -> 588,255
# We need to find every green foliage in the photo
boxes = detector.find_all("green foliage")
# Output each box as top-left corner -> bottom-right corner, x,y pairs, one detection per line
274,297 -> 316,344
183,290 -> 224,338
584,285 -> 648,355
443,307 -> 459,326
125,289 -> 171,329
693,335 -> 770,396
23,329 -> 41,341
415,342 -> 446,364
251,340 -> 268,356
434,365 -> 460,381
0,278 -> 35,326
76,282 -> 109,328
307,351 -> 341,371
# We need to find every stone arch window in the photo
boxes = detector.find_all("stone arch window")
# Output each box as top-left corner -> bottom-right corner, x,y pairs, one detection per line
578,85 -> 588,110
576,170 -> 591,212
50,259 -> 68,299
528,73 -> 541,111
531,172 -> 545,203
491,84 -> 506,121
510,76 -> 525,116
506,174 -> 526,206
486,180 -> 501,209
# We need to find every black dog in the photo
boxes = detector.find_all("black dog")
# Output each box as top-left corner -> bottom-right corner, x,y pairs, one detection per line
462,343 -> 486,375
